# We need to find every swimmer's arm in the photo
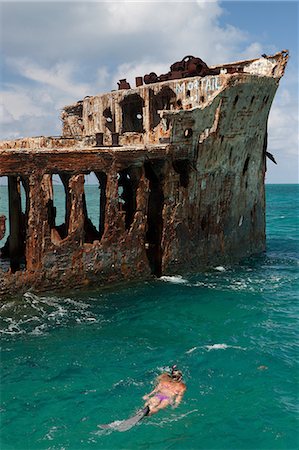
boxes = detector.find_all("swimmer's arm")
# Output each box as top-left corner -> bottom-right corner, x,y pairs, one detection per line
142,385 -> 159,400
172,394 -> 183,408
173,387 -> 186,408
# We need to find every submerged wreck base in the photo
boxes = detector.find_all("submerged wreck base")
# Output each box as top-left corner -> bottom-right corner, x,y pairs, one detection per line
0,51 -> 288,296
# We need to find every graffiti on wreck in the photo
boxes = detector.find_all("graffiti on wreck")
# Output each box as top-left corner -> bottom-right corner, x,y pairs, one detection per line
175,76 -> 221,102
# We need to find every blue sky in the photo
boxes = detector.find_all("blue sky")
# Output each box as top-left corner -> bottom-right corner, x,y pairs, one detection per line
0,0 -> 298,183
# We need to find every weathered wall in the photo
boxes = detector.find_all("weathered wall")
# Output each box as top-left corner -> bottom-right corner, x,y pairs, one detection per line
160,75 -> 276,272
58,50 -> 288,147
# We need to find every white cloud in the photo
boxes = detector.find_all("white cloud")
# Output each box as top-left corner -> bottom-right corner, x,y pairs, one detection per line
7,58 -> 90,98
1,0 -> 297,183
1,59 -> 112,138
269,97 -> 298,157
239,42 -> 263,60
93,67 -> 111,95
1,85 -> 46,120
267,85 -> 299,183
0,104 -> 15,126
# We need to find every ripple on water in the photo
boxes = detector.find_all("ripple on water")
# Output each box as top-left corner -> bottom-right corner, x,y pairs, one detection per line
0,292 -> 102,337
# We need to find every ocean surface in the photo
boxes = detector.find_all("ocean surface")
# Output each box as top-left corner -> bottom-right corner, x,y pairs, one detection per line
0,184 -> 298,449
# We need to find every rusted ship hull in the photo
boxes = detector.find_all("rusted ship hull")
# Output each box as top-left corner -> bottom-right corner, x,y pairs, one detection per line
0,51 -> 288,296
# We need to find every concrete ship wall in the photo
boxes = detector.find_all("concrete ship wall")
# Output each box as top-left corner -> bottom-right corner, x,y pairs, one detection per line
0,51 -> 288,296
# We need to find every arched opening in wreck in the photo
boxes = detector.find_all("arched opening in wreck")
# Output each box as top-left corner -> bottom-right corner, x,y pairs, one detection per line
118,166 -> 142,230
83,172 -> 107,243
103,107 -> 115,133
46,173 -> 71,243
0,175 -> 29,273
150,87 -> 176,129
144,160 -> 165,277
121,94 -> 144,133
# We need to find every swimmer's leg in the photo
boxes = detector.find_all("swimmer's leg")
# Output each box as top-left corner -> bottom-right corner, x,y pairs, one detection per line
145,396 -> 160,412
148,399 -> 170,415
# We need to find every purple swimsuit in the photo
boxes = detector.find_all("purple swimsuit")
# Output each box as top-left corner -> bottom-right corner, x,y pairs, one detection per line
155,393 -> 169,402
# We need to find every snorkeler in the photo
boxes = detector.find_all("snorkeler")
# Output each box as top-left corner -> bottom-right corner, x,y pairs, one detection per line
99,365 -> 186,431
142,365 -> 186,415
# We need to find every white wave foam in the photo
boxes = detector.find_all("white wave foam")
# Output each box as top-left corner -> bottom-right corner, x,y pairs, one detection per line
0,292 -> 100,337
214,266 -> 226,272
65,298 -> 89,309
160,275 -> 188,284
31,323 -> 48,336
48,306 -> 67,319
147,409 -> 198,427
24,292 -> 40,301
186,343 -> 246,353
206,343 -> 229,350
205,343 -> 246,351
7,292 -> 93,335
186,347 -> 197,354
194,281 -> 217,289
192,274 -> 284,294
0,301 -> 15,311
43,426 -> 59,441
0,317 -> 25,335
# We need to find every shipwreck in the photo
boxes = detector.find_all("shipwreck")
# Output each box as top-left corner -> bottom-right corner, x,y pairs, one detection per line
0,51 -> 289,296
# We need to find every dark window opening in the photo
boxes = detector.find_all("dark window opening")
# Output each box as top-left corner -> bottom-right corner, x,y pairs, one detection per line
144,160 -> 165,277
200,95 -> 205,102
186,89 -> 191,97
184,128 -> 193,138
177,99 -> 182,108
0,175 -> 29,273
243,156 -> 250,175
64,102 -> 83,119
83,172 -> 107,243
233,95 -> 239,106
47,173 -> 71,242
121,94 -> 144,133
150,87 -> 176,129
118,166 -> 142,230
103,107 -> 115,133
173,159 -> 190,188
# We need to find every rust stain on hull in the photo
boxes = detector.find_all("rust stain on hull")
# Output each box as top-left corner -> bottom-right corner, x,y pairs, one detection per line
0,51 -> 289,296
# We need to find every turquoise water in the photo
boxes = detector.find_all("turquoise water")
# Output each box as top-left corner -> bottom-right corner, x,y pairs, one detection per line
0,185 -> 298,449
